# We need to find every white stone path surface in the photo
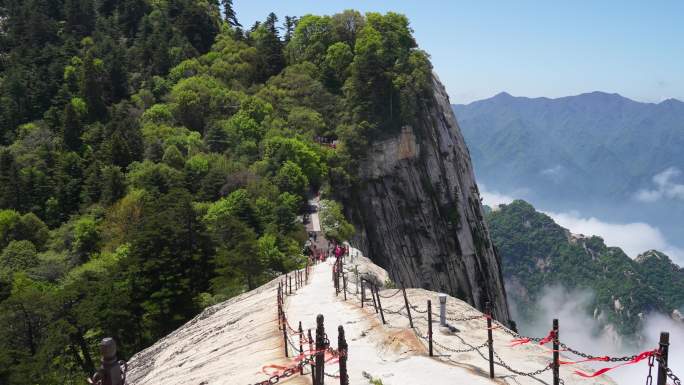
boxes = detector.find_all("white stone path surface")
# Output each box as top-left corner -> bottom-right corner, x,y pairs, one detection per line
126,249 -> 617,385
283,258 -> 495,385
308,198 -> 321,232
282,251 -> 616,385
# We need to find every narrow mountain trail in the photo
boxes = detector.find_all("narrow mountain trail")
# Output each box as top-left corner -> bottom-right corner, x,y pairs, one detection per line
126,197 -> 616,385
283,259 -> 496,385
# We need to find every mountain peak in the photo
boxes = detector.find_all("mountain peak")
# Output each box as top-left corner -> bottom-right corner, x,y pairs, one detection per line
493,91 -> 513,99
635,249 -> 674,265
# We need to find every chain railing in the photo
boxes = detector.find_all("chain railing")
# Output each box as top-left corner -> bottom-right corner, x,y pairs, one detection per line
251,262 -> 350,385
334,253 -> 681,385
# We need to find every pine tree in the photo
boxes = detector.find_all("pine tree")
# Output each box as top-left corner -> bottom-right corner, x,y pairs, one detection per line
80,43 -> 108,122
63,101 -> 83,152
205,124 -> 229,153
65,0 -> 95,38
105,102 -> 143,168
283,16 -> 298,43
80,155 -> 102,206
100,166 -> 125,205
0,148 -> 21,209
253,13 -> 285,82
221,0 -> 241,27
126,189 -> 213,341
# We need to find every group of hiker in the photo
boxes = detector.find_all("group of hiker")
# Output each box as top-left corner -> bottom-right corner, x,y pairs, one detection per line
303,231 -> 349,263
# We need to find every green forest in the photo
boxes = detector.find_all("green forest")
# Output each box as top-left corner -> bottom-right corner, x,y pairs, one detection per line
486,200 -> 684,336
0,1 -> 433,383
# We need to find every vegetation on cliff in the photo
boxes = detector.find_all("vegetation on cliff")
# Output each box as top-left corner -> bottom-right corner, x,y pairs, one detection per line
0,2 -> 431,383
486,200 -> 684,335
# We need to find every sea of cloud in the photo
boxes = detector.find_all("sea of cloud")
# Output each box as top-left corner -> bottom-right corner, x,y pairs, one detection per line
480,185 -> 684,382
478,185 -> 684,266
546,211 -> 684,266
509,285 -> 684,385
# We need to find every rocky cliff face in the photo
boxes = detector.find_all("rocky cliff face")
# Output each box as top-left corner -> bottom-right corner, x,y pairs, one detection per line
347,75 -> 511,323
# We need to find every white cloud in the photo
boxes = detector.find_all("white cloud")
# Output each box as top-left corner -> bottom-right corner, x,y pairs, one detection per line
636,167 -> 684,202
478,184 -> 516,208
510,285 -> 684,385
477,184 -> 684,264
541,165 -> 563,176
545,210 -> 684,265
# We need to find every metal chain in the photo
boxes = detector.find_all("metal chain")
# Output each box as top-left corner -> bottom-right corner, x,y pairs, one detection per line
656,355 -> 683,385
491,319 -> 543,342
445,314 -> 485,322
413,326 -> 429,340
645,354 -> 655,385
407,304 -> 482,323
382,305 -> 407,315
433,338 -> 489,353
493,350 -> 552,377
558,341 -> 637,362
409,304 -> 429,314
377,289 -> 403,299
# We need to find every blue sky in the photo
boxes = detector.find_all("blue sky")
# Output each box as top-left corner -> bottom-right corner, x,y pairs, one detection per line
234,1 -> 683,104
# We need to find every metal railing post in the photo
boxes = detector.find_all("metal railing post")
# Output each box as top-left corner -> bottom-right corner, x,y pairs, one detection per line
315,314 -> 325,385
370,282 -> 378,313
427,300 -> 433,357
282,314 -> 289,358
375,284 -> 386,324
657,332 -> 669,385
552,319 -> 559,385
89,338 -> 126,385
360,280 -> 365,308
338,325 -> 348,385
402,285 -> 413,328
342,273 -> 347,301
298,321 -> 304,374
308,329 -> 315,384
486,302 -> 494,379
277,283 -> 282,330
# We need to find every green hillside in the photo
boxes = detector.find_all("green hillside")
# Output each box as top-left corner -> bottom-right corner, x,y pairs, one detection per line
486,200 -> 684,335
0,2 -> 432,383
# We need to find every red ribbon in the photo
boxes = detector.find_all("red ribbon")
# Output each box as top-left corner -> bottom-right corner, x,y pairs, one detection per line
538,330 -> 556,345
573,349 -> 658,378
559,356 -> 609,365
262,348 -> 342,377
510,337 -> 531,347
509,330 -> 555,347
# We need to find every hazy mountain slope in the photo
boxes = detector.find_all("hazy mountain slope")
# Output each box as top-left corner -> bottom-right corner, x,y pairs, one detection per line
454,91 -> 684,247
486,200 -> 684,335
454,92 -> 684,198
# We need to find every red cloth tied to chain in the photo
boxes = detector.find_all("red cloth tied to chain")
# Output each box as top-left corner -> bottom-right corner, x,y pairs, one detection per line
510,337 -> 531,347
573,349 -> 658,378
510,330 -> 555,347
559,356 -> 610,365
538,330 -> 556,345
262,348 -> 341,377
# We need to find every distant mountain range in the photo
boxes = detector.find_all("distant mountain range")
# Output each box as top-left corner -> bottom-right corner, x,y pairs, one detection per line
486,200 -> 684,336
454,92 -> 684,247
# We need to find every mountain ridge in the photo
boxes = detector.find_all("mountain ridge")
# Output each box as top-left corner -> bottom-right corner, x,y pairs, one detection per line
453,89 -> 684,247
459,91 -> 683,107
